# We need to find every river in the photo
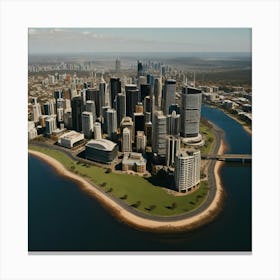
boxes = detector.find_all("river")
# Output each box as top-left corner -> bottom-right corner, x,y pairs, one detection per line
28,104 -> 252,251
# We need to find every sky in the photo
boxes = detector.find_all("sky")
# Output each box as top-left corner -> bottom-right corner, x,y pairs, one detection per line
28,28 -> 251,54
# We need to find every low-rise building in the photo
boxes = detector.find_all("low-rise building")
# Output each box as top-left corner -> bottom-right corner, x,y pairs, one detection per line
85,139 -> 118,164
122,152 -> 147,173
58,130 -> 84,148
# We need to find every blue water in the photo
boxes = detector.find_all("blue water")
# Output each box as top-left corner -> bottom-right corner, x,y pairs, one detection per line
28,104 -> 252,251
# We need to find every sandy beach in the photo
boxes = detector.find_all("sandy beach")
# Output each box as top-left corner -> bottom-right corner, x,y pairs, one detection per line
28,145 -> 225,233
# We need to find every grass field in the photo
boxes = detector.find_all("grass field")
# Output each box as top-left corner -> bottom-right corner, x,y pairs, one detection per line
199,120 -> 215,154
29,145 -> 209,217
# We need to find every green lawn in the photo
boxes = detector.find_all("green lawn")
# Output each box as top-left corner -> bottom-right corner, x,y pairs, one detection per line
199,121 -> 215,154
29,145 -> 209,217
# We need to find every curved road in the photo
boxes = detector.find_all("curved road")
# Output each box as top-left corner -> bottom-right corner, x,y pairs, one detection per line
28,124 -> 224,223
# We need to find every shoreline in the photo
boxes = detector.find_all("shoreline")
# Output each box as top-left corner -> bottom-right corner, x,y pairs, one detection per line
205,103 -> 252,135
28,141 -> 225,233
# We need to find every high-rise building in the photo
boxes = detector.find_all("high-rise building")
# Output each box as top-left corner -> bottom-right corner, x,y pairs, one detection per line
110,77 -> 121,108
99,75 -> 106,114
57,107 -> 64,123
71,96 -> 83,132
63,111 -> 72,129
137,60 -> 143,77
93,122 -> 102,140
115,57 -> 121,74
45,116 -> 57,135
152,111 -> 167,159
144,96 -> 151,114
162,79 -> 176,115
86,88 -> 100,117
122,127 -> 132,152
31,104 -> 41,122
166,135 -> 180,167
154,77 -> 162,109
82,112 -> 94,139
120,116 -> 134,143
106,108 -> 117,140
133,112 -> 145,139
140,84 -> 151,102
125,85 -> 139,118
85,100 -> 96,123
174,150 -> 201,192
116,93 -> 126,127
144,121 -> 152,146
181,86 -> 202,138
135,102 -> 144,114
167,110 -> 180,136
136,131 -> 146,153
101,105 -> 110,133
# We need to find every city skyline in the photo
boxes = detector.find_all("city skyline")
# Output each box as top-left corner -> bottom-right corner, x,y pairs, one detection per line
28,28 -> 251,54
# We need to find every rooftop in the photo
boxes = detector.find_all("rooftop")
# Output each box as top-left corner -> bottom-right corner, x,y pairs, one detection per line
86,138 -> 117,151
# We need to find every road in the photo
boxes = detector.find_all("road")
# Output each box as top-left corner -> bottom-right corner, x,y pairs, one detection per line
28,125 -> 223,223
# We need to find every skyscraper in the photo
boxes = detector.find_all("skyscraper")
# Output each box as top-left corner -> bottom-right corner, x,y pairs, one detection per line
82,112 -> 94,139
116,93 -> 126,128
45,116 -> 57,135
99,75 -> 106,114
174,150 -> 201,192
137,60 -> 143,77
122,127 -> 132,152
181,86 -> 202,138
86,88 -> 99,117
136,131 -> 146,153
120,116 -> 134,143
106,108 -> 117,140
93,122 -> 102,140
162,79 -> 176,115
125,85 -> 139,118
110,77 -> 121,108
85,100 -> 96,123
166,135 -> 180,167
140,83 -> 151,102
152,111 -> 167,159
167,110 -> 180,136
115,57 -> 121,74
71,96 -> 83,132
154,77 -> 162,109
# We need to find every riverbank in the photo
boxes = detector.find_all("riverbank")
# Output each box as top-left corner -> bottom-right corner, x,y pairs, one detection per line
204,102 -> 252,136
28,143 -> 225,232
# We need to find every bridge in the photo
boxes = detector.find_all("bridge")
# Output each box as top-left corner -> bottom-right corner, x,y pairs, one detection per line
201,154 -> 252,163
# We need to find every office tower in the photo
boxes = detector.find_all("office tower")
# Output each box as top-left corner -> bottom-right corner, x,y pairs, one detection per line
135,102 -> 144,113
144,121 -> 152,146
181,86 -> 202,138
122,127 -> 132,152
32,104 -> 41,122
152,111 -> 167,159
166,136 -> 180,167
54,89 -> 64,100
45,116 -> 57,135
106,108 -> 117,140
71,96 -> 83,132
145,112 -> 151,123
93,122 -> 102,140
147,74 -> 153,85
116,93 -> 126,128
63,111 -> 72,129
43,102 -> 51,115
174,150 -> 201,192
120,116 -> 134,142
154,77 -> 162,109
137,60 -> 143,77
115,57 -> 121,74
140,84 -> 151,102
85,100 -> 96,123
57,108 -> 64,123
162,79 -> 176,115
101,105 -> 110,133
133,112 -> 145,139
144,96 -> 151,114
125,84 -> 139,117
86,88 -> 100,116
70,82 -> 78,99
168,104 -> 180,115
110,77 -> 121,108
82,112 -> 94,139
138,76 -> 146,88
99,74 -> 107,114
64,99 -> 71,111
136,131 -> 146,153
167,110 -> 180,136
